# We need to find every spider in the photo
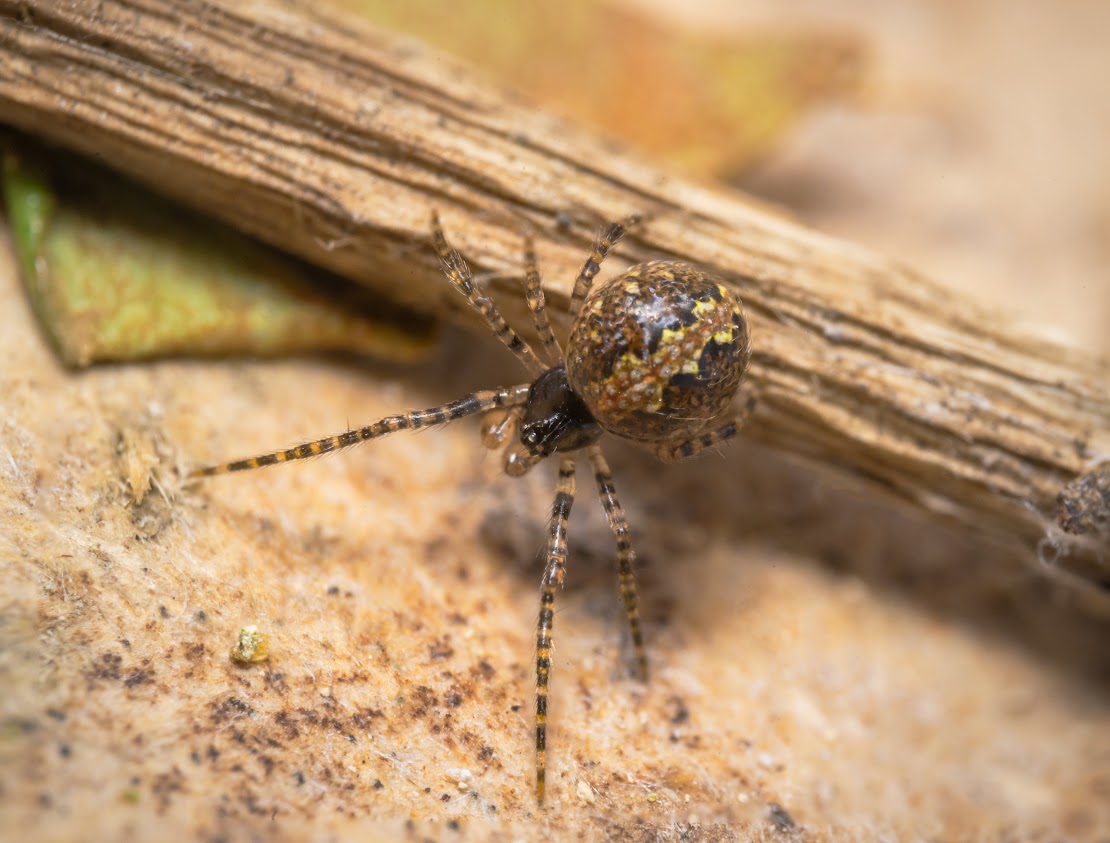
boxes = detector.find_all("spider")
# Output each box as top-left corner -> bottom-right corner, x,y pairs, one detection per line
190,213 -> 754,804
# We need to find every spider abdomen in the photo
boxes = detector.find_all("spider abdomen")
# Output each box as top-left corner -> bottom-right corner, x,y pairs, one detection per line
566,260 -> 751,443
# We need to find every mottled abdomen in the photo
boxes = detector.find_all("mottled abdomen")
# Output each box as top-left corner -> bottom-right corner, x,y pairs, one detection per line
566,260 -> 751,442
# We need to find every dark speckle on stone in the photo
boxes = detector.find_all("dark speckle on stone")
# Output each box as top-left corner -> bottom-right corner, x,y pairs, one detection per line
768,802 -> 795,830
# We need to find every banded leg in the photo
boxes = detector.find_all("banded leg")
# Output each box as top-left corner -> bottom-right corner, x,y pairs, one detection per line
650,395 -> 756,464
535,455 -> 577,806
431,212 -> 546,377
587,445 -> 648,681
568,215 -> 640,318
521,235 -> 562,365
189,384 -> 531,477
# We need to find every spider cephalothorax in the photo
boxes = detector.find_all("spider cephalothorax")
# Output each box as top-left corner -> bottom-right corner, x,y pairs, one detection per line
517,366 -> 603,460
191,213 -> 754,805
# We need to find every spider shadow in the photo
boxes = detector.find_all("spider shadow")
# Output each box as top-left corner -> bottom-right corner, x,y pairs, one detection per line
609,432 -> 1110,691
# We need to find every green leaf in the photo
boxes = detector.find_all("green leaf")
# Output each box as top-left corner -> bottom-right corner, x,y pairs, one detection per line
2,137 -> 435,368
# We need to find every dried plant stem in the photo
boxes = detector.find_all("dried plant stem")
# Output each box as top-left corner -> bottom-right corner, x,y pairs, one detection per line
0,0 -> 1106,599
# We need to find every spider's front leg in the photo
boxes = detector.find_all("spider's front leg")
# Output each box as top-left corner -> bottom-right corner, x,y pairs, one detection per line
535,455 -> 577,806
189,386 -> 532,477
649,394 -> 757,463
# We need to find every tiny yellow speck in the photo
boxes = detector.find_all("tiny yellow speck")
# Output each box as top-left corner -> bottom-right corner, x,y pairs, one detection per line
647,792 -> 659,802
229,625 -> 270,665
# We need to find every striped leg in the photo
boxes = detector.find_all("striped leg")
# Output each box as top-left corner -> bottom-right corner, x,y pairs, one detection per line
431,212 -> 545,377
189,384 -> 531,478
521,235 -> 563,365
535,455 -> 577,806
587,445 -> 648,681
568,215 -> 640,318
650,395 -> 756,464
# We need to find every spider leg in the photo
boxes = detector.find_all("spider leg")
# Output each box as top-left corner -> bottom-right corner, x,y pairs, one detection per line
521,234 -> 563,365
649,394 -> 756,463
535,455 -> 577,806
587,445 -> 648,681
189,385 -> 531,477
568,215 -> 640,319
431,212 -> 546,377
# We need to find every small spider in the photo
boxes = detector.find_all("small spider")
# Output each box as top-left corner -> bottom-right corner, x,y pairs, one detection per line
190,213 -> 754,804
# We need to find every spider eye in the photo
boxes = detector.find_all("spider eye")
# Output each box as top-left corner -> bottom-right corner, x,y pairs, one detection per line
522,428 -> 552,456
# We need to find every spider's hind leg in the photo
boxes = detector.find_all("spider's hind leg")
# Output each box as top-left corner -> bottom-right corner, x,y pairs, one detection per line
650,394 -> 756,464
